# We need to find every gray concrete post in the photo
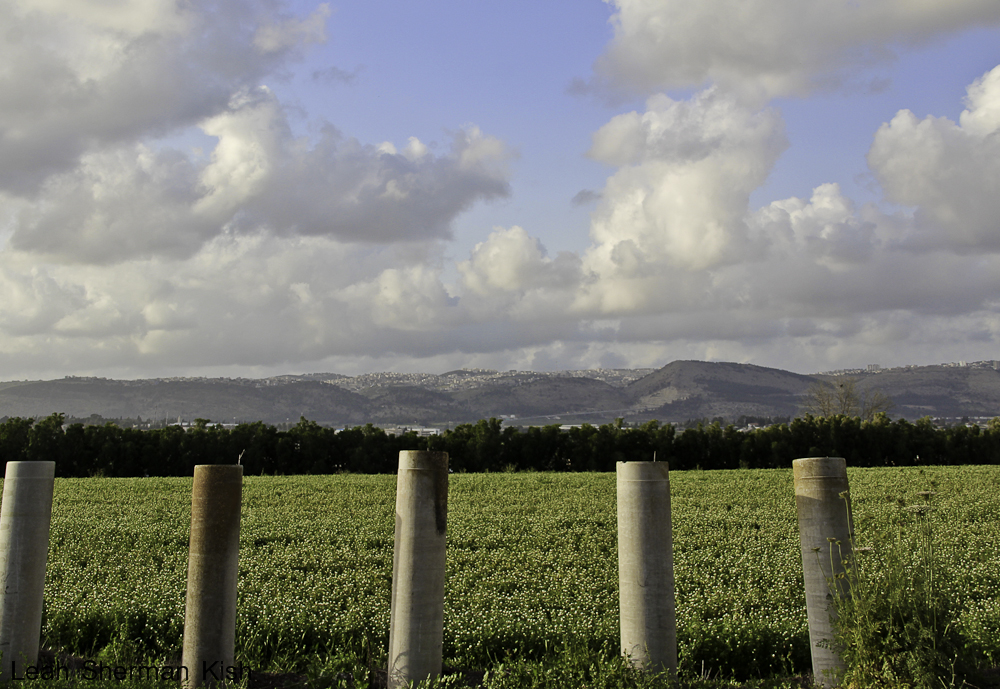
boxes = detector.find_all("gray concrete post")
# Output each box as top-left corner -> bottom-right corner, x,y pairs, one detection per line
793,457 -> 852,688
616,461 -> 676,674
182,465 -> 243,687
0,461 -> 55,681
388,451 -> 448,689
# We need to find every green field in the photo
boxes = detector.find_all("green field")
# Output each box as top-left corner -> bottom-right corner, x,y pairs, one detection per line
25,467 -> 1000,686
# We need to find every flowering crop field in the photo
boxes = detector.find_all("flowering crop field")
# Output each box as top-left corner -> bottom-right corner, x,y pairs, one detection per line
33,466 -> 1000,683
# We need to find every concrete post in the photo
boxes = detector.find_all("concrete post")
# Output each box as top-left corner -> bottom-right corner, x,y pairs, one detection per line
388,451 -> 448,689
616,461 -> 676,675
0,462 -> 55,682
182,465 -> 243,687
793,457 -> 852,688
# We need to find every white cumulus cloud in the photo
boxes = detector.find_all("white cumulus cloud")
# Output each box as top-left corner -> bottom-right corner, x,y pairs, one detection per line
594,0 -> 1000,99
868,64 -> 1000,251
6,87 -> 513,263
0,0 -> 329,194
572,88 -> 786,315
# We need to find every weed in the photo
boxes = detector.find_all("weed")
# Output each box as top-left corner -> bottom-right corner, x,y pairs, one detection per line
827,489 -> 979,688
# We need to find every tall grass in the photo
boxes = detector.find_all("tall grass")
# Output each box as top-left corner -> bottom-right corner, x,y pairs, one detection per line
828,486 -> 981,688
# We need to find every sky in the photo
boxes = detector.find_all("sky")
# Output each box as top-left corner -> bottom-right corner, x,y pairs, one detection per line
2,0 -> 1000,380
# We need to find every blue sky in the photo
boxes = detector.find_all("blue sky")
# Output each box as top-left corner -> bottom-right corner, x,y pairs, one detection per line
1,0 -> 1000,379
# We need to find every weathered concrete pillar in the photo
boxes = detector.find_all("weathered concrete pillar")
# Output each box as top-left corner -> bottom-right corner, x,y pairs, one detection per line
793,457 -> 852,688
182,465 -> 243,687
0,461 -> 55,682
388,451 -> 448,689
617,461 -> 676,675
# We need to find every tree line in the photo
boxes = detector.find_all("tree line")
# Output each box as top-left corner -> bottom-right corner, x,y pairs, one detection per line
1,413 -> 999,478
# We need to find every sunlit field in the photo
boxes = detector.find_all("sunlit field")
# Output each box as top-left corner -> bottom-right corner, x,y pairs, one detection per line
27,466 -> 1000,686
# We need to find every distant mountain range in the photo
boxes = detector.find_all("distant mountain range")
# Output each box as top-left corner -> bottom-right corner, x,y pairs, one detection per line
1,360 -> 998,426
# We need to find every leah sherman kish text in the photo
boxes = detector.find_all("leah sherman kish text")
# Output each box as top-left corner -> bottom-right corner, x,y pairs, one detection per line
8,660 -> 255,682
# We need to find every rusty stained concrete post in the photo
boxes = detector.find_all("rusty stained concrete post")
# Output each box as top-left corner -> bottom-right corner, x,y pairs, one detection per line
0,462 -> 55,682
617,461 -> 676,675
794,457 -> 852,688
182,465 -> 243,687
387,451 -> 448,689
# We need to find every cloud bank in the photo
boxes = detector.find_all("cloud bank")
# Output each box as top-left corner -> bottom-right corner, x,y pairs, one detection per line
1,0 -> 1000,378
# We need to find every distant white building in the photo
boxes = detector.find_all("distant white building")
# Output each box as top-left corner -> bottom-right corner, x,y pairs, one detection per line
400,427 -> 441,437
866,364 -> 881,373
